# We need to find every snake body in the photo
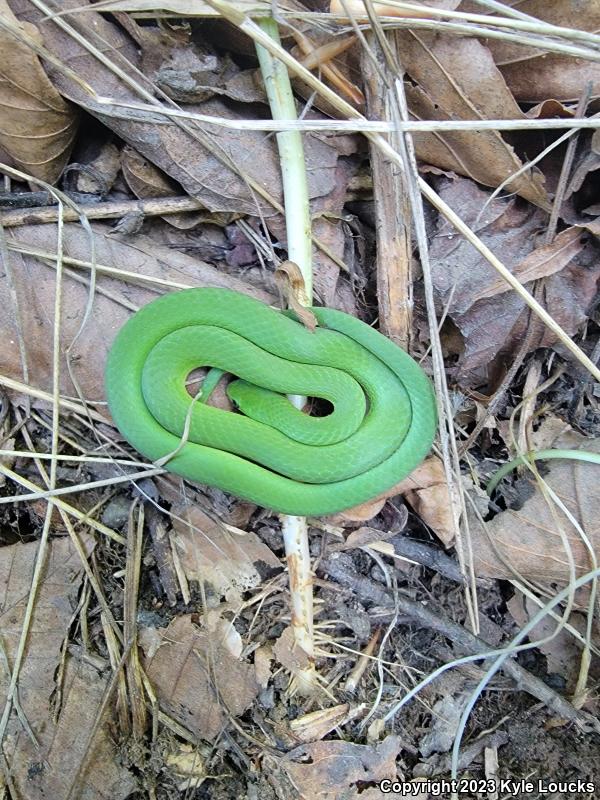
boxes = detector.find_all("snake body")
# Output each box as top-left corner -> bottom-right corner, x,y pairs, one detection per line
105,288 -> 437,516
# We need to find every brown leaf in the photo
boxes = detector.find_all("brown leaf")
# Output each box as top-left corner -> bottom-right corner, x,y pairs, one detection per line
273,625 -> 312,675
150,37 -> 238,103
121,145 -> 234,229
142,29 -> 264,106
420,694 -> 468,757
430,176 -> 599,385
470,429 -> 600,585
500,51 -> 600,103
474,227 -> 586,301
0,0 -> 78,183
170,503 -> 281,601
325,456 -> 450,526
399,32 -> 548,208
290,704 -> 365,743
478,0 -> 600,102
507,592 -> 594,690
69,141 -> 121,195
1,222 -> 274,403
271,736 -> 402,800
9,657 -> 137,800
325,494 -> 387,524
10,0 -> 345,220
163,742 -> 206,792
0,535 -> 135,799
336,526 -> 398,550
274,260 -> 318,329
394,456 -> 455,546
140,614 -> 259,741
0,536 -> 87,711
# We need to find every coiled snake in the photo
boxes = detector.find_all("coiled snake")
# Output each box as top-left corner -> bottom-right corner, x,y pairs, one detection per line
105,288 -> 437,516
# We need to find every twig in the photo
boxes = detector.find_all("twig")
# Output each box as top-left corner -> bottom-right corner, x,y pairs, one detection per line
387,535 -> 464,583
0,195 -> 206,227
361,31 -> 412,348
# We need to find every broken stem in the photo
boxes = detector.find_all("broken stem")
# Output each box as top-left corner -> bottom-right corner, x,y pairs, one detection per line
255,17 -> 317,694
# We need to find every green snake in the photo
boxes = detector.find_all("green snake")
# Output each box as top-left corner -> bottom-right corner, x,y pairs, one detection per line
105,288 -> 437,516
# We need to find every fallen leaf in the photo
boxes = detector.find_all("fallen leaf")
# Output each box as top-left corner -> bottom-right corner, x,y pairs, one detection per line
324,454 -> 449,526
1,222 -> 274,403
121,145 -> 229,230
475,227 -> 586,301
431,180 -> 549,315
254,644 -> 273,689
144,30 -> 264,106
0,0 -> 78,183
479,0 -> 600,102
430,176 -> 599,385
394,456 -> 455,546
290,704 -> 365,743
163,741 -> 207,791
273,625 -> 312,675
529,415 -> 575,451
507,591 -> 594,691
140,614 -> 259,741
150,38 -> 238,103
0,535 -> 135,799
270,735 -> 402,800
399,32 -> 548,208
8,656 -> 137,800
470,428 -> 600,585
67,141 -> 121,196
336,526 -> 398,550
170,503 -> 281,602
420,693 -> 469,757
329,497 -> 390,524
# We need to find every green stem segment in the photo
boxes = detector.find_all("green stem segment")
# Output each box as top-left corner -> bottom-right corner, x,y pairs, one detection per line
255,18 -> 312,300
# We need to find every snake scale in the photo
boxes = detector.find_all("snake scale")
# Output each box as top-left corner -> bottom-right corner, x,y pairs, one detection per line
105,288 -> 437,516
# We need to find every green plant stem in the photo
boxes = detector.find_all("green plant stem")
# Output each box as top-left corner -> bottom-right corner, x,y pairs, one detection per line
487,449 -> 600,495
255,17 -> 312,301
255,17 -> 316,693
